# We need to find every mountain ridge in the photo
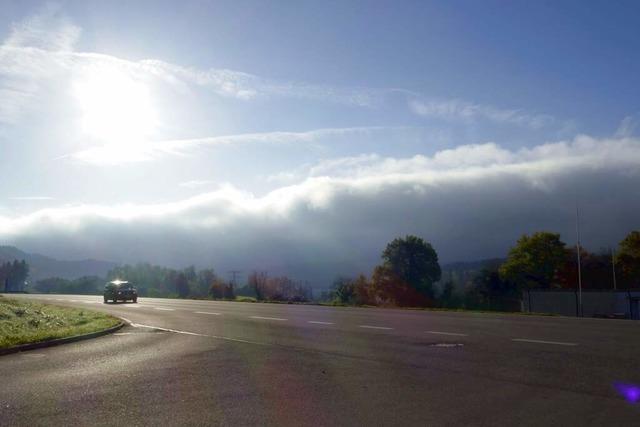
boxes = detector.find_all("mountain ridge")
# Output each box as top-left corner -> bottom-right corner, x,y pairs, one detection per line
0,246 -> 119,282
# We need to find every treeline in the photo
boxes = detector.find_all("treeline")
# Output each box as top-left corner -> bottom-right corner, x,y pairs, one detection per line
329,230 -> 640,311
1,260 -> 29,292
461,230 -> 640,311
33,264 -> 221,298
32,263 -> 312,302
244,271 -> 312,302
27,229 -> 640,311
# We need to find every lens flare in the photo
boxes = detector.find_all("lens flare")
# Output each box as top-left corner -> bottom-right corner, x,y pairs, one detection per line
613,382 -> 640,404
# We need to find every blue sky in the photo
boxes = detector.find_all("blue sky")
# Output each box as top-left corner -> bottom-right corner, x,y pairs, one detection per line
0,1 -> 639,282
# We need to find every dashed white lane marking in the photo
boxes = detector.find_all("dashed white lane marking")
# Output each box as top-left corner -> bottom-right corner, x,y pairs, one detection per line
426,331 -> 468,337
55,299 -> 64,301
114,332 -> 136,335
359,325 -> 393,330
512,338 -> 577,346
154,307 -> 175,311
68,299 -> 79,302
195,311 -> 222,315
250,316 -> 287,321
308,321 -> 334,325
21,353 -> 46,358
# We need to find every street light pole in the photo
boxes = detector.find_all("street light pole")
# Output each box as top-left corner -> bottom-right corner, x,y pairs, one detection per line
576,206 -> 583,317
611,247 -> 617,290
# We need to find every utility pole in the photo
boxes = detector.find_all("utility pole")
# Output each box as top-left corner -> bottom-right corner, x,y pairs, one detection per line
575,206 -> 583,317
611,247 -> 617,290
228,270 -> 241,287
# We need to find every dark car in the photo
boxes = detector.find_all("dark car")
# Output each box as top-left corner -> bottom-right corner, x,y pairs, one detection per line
104,280 -> 138,303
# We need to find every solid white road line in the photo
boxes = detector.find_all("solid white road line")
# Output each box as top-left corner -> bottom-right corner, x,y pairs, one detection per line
154,307 -> 175,311
307,321 -> 334,325
250,316 -> 287,321
194,311 -> 222,315
426,331 -> 468,337
512,338 -> 577,346
359,325 -> 393,330
131,323 -> 264,345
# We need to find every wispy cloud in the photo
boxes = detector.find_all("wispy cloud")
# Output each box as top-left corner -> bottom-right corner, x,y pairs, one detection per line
1,7 -> 561,133
66,126 -> 391,165
409,98 -> 555,129
4,3 -> 80,51
9,196 -> 54,201
179,180 -> 217,189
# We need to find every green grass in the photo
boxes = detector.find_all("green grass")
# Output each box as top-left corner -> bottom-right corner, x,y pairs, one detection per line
234,295 -> 257,303
0,295 -> 121,349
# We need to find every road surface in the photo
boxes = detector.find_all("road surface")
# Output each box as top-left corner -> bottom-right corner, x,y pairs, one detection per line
1,293 -> 639,426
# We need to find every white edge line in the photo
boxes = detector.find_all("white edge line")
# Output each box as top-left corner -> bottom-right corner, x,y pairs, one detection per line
194,311 -> 222,315
154,307 -> 175,311
426,331 -> 468,337
512,338 -> 578,346
130,323 -> 264,345
308,321 -> 334,325
359,325 -> 393,330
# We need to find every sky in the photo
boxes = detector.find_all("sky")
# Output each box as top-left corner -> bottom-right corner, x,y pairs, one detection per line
0,0 -> 639,285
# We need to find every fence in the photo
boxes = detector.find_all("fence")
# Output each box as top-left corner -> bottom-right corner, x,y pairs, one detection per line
523,289 -> 640,319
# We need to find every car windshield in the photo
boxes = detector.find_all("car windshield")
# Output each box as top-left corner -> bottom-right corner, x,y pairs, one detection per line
107,282 -> 133,290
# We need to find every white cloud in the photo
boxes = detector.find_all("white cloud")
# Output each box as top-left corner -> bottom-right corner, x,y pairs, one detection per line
409,98 -> 555,129
66,126 -> 389,165
8,196 -> 54,201
4,3 -> 80,51
1,134 -> 639,283
179,180 -> 217,189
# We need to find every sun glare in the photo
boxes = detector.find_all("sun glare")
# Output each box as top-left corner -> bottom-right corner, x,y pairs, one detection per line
74,68 -> 157,146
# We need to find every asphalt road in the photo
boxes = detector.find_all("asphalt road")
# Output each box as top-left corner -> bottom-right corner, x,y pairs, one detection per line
1,294 -> 640,426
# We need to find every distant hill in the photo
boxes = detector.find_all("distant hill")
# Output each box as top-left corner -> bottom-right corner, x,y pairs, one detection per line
0,246 -> 118,282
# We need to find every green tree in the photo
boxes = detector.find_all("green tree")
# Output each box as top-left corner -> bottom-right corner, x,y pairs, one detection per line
195,268 -> 217,297
382,235 -> 441,295
438,281 -> 458,308
618,230 -> 640,287
471,268 -> 519,311
174,273 -> 190,298
0,259 -> 29,292
209,277 -> 234,299
332,276 -> 356,304
499,232 -> 567,289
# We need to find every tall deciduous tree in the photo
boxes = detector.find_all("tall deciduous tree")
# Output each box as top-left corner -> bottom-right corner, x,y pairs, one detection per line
372,235 -> 441,306
499,232 -> 567,289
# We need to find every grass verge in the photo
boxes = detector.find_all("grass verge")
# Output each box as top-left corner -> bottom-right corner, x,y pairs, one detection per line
0,295 -> 120,349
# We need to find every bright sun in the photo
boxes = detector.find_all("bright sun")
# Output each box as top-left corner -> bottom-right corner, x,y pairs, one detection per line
74,67 -> 157,145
